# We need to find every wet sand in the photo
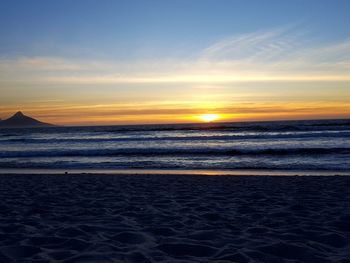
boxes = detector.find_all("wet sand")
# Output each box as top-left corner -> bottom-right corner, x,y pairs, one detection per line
0,174 -> 349,262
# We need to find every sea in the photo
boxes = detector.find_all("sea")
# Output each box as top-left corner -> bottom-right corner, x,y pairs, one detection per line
0,119 -> 349,173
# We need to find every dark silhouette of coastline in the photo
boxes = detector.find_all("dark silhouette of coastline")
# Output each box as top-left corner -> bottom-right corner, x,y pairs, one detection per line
0,111 -> 54,128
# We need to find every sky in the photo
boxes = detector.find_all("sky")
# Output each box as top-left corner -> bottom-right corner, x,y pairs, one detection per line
0,0 -> 349,125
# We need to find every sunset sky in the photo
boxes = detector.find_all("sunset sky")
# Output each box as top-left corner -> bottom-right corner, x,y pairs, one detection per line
0,0 -> 349,125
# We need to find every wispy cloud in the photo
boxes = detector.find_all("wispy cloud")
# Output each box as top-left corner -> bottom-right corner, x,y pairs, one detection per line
200,27 -> 302,62
199,27 -> 350,77
0,27 -> 350,85
1,27 -> 350,85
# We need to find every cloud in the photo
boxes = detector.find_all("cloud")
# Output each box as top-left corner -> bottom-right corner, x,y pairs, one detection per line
200,27 -> 300,62
1,26 -> 349,124
1,27 -> 350,85
199,27 -> 350,77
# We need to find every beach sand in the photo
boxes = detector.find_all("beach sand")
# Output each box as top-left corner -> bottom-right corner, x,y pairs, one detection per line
0,174 -> 349,262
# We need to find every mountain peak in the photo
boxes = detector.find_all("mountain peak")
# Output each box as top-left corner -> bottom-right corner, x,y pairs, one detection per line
13,111 -> 24,117
0,111 -> 54,128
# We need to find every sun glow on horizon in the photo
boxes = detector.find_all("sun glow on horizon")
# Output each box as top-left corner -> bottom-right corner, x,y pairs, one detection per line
197,114 -> 220,122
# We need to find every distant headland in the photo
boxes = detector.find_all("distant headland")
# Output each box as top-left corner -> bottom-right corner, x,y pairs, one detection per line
0,111 -> 54,128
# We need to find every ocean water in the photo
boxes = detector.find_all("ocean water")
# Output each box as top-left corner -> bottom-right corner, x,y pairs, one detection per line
0,119 -> 349,172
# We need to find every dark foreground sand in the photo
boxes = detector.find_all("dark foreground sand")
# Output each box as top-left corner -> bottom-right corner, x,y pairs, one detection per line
0,174 -> 349,263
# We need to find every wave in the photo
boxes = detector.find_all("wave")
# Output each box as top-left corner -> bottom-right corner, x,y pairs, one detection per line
0,159 -> 349,171
1,130 -> 349,144
1,119 -> 349,171
1,147 -> 349,158
93,119 -> 350,132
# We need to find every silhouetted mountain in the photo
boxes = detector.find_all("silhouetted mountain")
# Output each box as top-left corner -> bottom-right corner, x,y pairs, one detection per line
0,111 -> 54,128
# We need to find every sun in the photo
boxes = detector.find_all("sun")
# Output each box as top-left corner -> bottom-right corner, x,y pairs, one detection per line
197,114 -> 220,122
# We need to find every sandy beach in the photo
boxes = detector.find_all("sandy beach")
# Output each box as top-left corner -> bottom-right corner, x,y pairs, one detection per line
0,174 -> 348,262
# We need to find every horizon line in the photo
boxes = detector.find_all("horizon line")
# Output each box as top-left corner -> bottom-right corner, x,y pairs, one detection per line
1,114 -> 348,129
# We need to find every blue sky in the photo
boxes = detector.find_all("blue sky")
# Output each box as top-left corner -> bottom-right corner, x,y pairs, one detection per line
1,0 -> 349,59
0,0 -> 349,124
